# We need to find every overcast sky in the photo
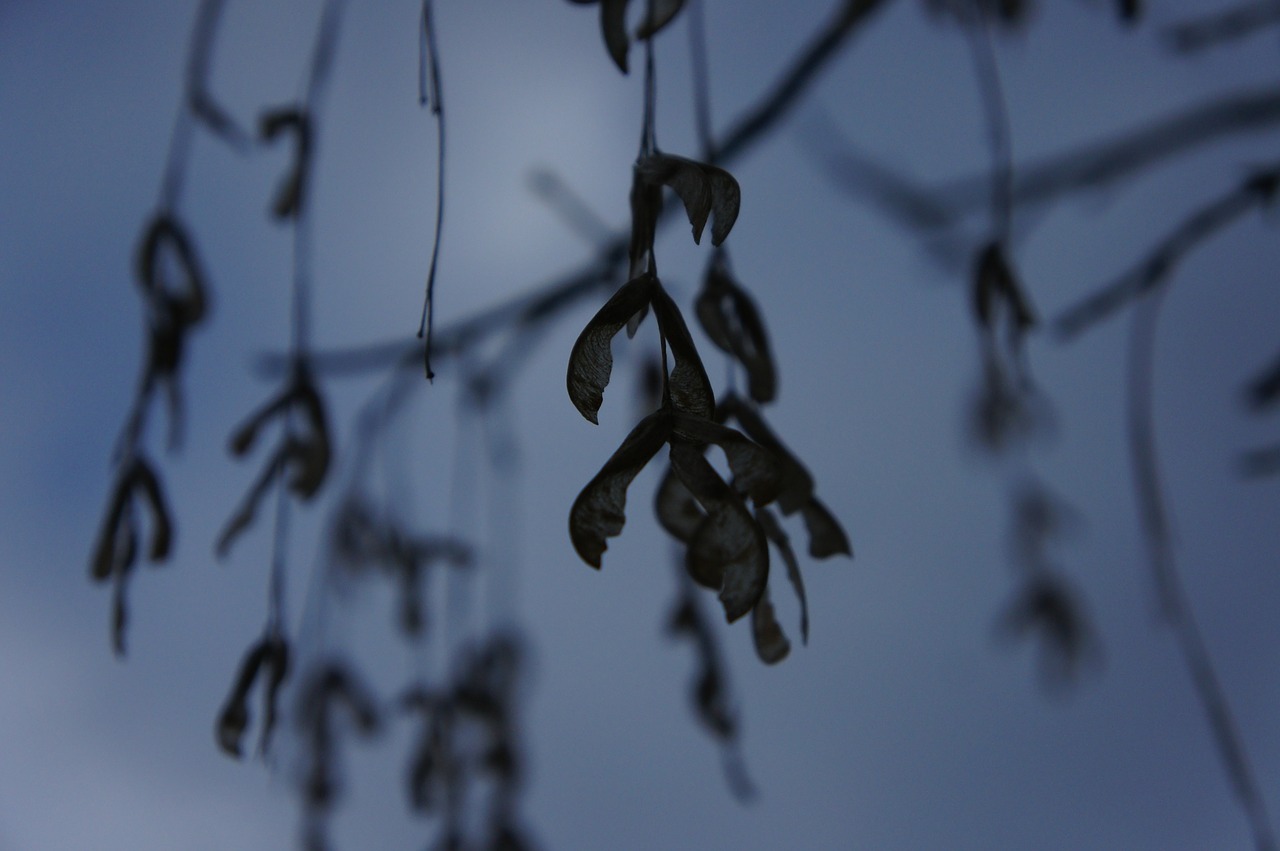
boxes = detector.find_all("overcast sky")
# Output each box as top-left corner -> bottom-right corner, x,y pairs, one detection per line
3,1 -> 1280,849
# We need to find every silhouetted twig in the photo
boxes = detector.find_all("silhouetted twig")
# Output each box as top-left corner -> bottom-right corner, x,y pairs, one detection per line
1127,291 -> 1277,851
160,0 -> 243,209
417,0 -> 446,380
1244,349 -> 1280,411
964,5 -> 1014,242
1165,1 -> 1280,54
952,87 -> 1280,212
687,0 -> 715,163
1240,339 -> 1280,475
811,87 -> 1280,229
526,168 -> 615,245
713,0 -> 891,166
666,562 -> 757,801
185,0 -> 248,153
95,0 -> 236,652
215,3 -> 345,764
1240,444 -> 1280,477
1055,166 -> 1279,339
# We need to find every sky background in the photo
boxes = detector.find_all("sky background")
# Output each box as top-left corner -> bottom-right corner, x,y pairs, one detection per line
3,1 -> 1280,849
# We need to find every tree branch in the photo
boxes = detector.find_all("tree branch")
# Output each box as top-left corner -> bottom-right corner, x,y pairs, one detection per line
1126,293 -> 1277,851
1164,1 -> 1280,54
811,86 -> 1280,227
1054,166 -> 1278,339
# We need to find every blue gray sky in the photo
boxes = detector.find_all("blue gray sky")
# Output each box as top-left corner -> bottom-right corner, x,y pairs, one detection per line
3,2 -> 1280,849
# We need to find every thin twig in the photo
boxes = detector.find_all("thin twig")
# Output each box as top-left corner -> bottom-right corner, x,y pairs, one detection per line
292,0 -> 346,356
260,0 -> 345,648
812,87 -> 1280,227
641,27 -> 658,157
801,111 -> 961,235
1127,292 -> 1277,851
1055,167 -> 1278,339
1164,1 -> 1280,54
688,0 -> 715,163
964,7 -> 1014,242
417,0 -> 446,381
956,87 -> 1280,211
115,0 -> 234,478
712,0 -> 891,166
526,168 -> 615,245
1245,350 -> 1280,411
184,0 -> 248,152
305,0 -> 344,105
159,0 -> 221,210
267,456 -> 292,633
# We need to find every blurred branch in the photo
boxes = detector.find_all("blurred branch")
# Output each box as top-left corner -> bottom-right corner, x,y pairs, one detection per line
1164,1 -> 1280,54
161,0 -> 243,209
805,21 -> 1280,842
259,252 -> 624,378
711,0 -> 891,165
1240,444 -> 1280,477
803,113 -> 970,268
1058,167 -> 1280,849
184,0 -> 249,153
810,86 -> 1280,226
1055,166 -> 1279,339
933,86 -> 1280,210
964,10 -> 1014,241
1242,352 -> 1280,477
526,168 -> 616,245
1126,294 -> 1277,851
418,0 -> 446,380
1244,349 -> 1280,411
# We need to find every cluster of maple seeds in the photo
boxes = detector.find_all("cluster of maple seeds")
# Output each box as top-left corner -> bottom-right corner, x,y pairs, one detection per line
564,0 -> 850,667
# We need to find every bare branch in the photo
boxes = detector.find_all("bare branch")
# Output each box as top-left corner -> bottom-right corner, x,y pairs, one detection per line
1126,294 -> 1278,851
712,0 -> 891,166
811,87 -> 1280,225
1165,1 -> 1280,54
1055,167 -> 1278,339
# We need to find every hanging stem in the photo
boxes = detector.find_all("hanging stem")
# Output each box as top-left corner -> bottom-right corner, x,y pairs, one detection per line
266,443 -> 292,635
291,0 -> 345,358
158,0 -> 234,210
965,6 -> 1014,242
1127,292 -> 1277,851
418,0 -> 447,381
266,0 -> 344,643
640,30 -> 658,157
158,107 -> 196,215
688,0 -> 715,163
